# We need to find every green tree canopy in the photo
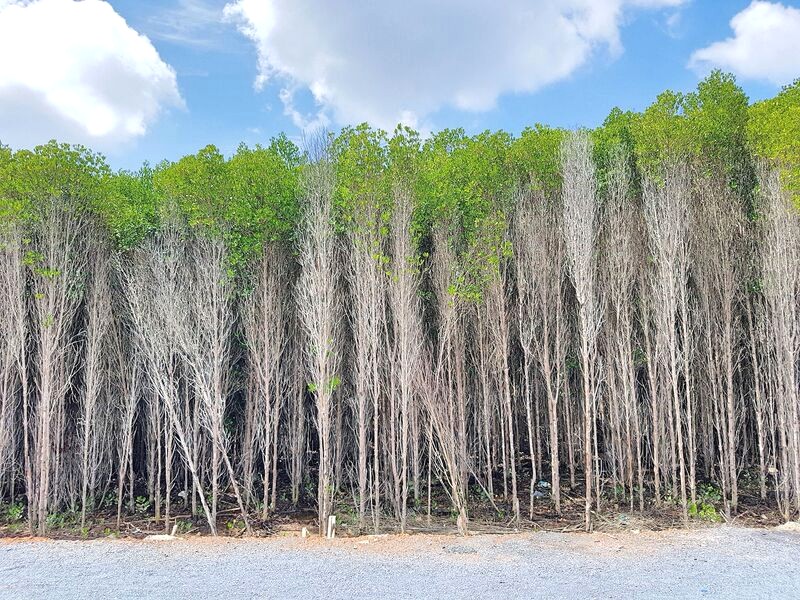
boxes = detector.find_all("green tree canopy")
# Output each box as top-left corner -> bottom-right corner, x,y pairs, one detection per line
748,79 -> 800,203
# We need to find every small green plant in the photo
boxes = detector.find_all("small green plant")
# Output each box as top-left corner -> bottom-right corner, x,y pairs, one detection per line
698,483 -> 722,504
46,512 -> 65,529
302,475 -> 315,501
5,502 -> 24,523
176,520 -> 193,534
469,484 -> 489,502
688,501 -> 721,522
135,496 -> 151,514
689,483 -> 722,522
80,526 -> 90,539
336,502 -> 356,524
662,490 -> 680,506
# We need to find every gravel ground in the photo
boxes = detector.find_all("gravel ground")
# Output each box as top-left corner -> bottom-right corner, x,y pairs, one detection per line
1,526 -> 798,599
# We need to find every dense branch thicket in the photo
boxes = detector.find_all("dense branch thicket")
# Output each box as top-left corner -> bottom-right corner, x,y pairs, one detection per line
1,71 -> 800,535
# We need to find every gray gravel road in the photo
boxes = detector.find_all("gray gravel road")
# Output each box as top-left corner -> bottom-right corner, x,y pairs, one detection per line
1,526 -> 798,599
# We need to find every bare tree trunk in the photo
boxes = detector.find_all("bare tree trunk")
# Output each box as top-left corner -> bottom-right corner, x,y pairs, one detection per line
0,222 -> 26,517
759,164 -> 800,517
28,197 -> 89,533
600,148 -> 644,512
486,273 -> 520,523
388,183 -> 423,532
347,196 -> 387,529
562,131 -> 602,532
243,243 -> 289,518
297,148 -> 342,535
122,217 -> 217,535
424,229 -> 470,535
643,164 -> 691,522
182,234 -> 251,532
80,239 -> 113,528
694,173 -> 746,515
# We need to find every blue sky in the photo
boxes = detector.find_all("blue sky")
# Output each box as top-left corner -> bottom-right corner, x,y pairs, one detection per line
1,1 -> 799,171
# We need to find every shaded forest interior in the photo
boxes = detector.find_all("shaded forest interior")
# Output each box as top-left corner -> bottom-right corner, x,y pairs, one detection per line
1,71 -> 800,537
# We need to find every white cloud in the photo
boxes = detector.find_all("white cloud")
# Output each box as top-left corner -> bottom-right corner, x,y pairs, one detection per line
223,0 -> 686,132
147,0 -> 226,48
0,0 -> 183,149
278,86 -> 330,132
689,1 -> 800,86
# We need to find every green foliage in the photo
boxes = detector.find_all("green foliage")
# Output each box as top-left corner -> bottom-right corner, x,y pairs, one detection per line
227,135 -> 301,246
0,143 -> 10,170
45,512 -> 65,530
0,70 -> 795,273
103,165 -> 159,250
684,71 -> 750,166
150,136 -> 301,268
0,140 -> 110,223
688,501 -> 721,522
508,123 -> 566,193
748,79 -> 800,203
388,125 -> 422,184
176,520 -> 193,534
684,71 -> 754,197
3,502 -> 24,523
698,482 -> 723,504
416,129 -> 513,301
332,123 -> 390,228
307,375 -> 342,395
225,518 -> 245,531
628,71 -> 757,203
416,128 -> 512,242
134,495 -> 151,514
631,89 -> 690,176
155,144 -> 229,228
689,483 -> 723,522
0,136 -> 302,265
0,143 -> 15,220
592,108 -> 637,191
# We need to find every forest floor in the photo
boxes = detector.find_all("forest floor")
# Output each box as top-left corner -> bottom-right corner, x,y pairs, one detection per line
1,525 -> 799,599
0,475 -> 788,539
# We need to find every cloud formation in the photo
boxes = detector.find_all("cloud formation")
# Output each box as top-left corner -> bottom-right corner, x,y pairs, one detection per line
690,1 -> 800,86
223,0 -> 685,132
0,0 -> 183,149
147,0 -> 227,49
